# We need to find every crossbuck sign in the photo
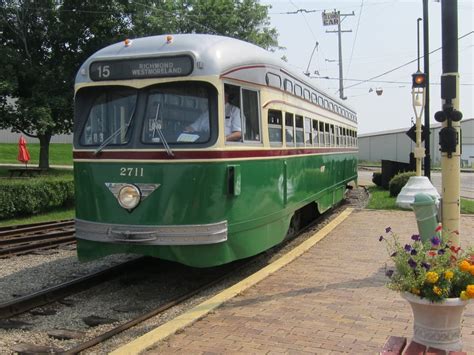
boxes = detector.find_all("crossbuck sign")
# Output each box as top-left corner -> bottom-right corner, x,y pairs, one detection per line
322,11 -> 339,26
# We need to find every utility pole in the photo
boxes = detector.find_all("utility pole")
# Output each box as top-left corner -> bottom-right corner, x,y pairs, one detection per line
423,0 -> 431,180
434,0 -> 463,247
325,10 -> 354,100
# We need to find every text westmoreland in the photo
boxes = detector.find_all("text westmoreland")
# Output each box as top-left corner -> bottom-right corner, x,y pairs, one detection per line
132,63 -> 183,76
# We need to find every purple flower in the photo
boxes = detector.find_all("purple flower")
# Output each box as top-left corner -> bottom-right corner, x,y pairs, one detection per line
421,262 -> 431,270
385,270 -> 394,278
379,236 -> 384,242
438,249 -> 445,255
404,244 -> 412,252
431,236 -> 441,247
385,227 -> 392,233
411,249 -> 417,256
408,258 -> 417,268
411,234 -> 420,241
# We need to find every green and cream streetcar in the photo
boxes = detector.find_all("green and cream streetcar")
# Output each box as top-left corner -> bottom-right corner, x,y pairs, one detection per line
73,34 -> 358,267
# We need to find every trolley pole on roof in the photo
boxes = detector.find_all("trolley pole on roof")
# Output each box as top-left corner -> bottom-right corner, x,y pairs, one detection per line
434,0 -> 463,247
323,9 -> 354,100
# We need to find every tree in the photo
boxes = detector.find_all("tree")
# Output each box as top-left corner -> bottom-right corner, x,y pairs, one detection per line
0,0 -> 278,168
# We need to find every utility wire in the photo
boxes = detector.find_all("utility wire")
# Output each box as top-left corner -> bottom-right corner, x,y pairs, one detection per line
344,30 -> 474,90
345,0 -> 364,78
313,76 -> 474,86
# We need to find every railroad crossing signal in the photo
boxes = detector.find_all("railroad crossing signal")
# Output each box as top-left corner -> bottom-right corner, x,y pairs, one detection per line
412,72 -> 427,88
406,124 -> 429,143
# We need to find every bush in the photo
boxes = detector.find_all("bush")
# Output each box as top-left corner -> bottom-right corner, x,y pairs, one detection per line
0,177 -> 74,220
372,172 -> 382,187
389,171 -> 416,197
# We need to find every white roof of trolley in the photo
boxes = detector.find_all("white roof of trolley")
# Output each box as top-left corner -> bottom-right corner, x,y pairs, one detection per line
75,34 -> 356,116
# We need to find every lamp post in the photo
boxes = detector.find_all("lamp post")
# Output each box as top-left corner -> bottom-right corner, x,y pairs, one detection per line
412,72 -> 427,176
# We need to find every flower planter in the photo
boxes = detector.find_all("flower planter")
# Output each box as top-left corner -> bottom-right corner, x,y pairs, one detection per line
402,292 -> 471,351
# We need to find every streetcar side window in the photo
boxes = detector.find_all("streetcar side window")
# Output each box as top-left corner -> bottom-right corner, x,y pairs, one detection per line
330,124 -> 335,146
295,115 -> 304,146
303,89 -> 310,101
268,109 -> 283,145
294,84 -> 302,97
324,123 -> 330,146
335,126 -> 340,146
242,88 -> 261,142
285,113 -> 295,146
304,117 -> 312,145
284,79 -> 293,93
319,121 -> 325,146
312,120 -> 319,146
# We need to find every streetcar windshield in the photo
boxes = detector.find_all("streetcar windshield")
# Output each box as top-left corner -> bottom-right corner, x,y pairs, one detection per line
142,82 -> 211,144
79,89 -> 137,146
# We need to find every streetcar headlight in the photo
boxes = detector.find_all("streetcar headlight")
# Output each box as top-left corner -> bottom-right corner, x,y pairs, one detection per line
118,184 -> 141,210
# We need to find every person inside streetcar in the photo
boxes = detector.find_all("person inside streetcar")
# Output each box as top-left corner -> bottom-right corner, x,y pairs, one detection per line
185,91 -> 242,141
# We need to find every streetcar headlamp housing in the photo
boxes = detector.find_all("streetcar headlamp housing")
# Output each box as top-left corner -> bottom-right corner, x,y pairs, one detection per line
118,184 -> 141,210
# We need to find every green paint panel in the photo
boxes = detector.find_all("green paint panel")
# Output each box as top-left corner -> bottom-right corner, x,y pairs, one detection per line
74,152 -> 357,267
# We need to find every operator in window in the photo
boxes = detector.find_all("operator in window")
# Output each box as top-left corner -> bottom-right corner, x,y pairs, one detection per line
185,93 -> 242,141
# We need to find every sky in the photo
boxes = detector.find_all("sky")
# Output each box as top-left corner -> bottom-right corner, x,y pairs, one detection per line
260,0 -> 473,134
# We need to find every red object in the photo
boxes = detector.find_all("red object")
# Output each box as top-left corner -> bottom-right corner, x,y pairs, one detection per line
17,136 -> 31,166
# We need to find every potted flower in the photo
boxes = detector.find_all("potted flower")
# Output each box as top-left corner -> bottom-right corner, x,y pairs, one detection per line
379,226 -> 474,351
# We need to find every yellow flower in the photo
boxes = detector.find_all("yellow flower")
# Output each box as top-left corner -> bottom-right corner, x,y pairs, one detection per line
466,285 -> 474,298
433,286 -> 442,296
444,270 -> 454,280
460,291 -> 469,300
411,288 -> 420,295
425,271 -> 439,284
459,260 -> 471,272
469,265 -> 474,276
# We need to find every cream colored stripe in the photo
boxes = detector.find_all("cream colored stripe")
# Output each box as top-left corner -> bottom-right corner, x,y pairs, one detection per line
110,208 -> 354,355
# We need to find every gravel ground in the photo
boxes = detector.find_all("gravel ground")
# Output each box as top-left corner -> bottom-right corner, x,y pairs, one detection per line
0,188 -> 369,354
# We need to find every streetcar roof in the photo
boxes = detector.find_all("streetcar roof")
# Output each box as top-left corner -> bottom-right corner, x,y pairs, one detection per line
75,34 -> 355,114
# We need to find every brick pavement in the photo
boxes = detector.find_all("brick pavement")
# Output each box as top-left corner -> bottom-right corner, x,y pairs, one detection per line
144,210 -> 474,354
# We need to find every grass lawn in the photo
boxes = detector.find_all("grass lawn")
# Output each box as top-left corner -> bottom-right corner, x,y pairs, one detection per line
0,143 -> 72,166
0,166 -> 73,178
367,186 -> 474,214
0,207 -> 75,227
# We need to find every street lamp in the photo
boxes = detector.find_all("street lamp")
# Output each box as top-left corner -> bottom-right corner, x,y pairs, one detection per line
412,71 -> 426,176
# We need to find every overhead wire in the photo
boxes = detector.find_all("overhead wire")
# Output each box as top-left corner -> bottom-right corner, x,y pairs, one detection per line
345,0 -> 364,79
344,30 -> 474,90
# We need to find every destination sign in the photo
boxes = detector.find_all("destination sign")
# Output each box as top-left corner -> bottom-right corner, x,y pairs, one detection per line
89,56 -> 193,81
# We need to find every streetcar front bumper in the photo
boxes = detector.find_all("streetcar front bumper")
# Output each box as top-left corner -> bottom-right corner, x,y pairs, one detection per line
75,219 -> 228,245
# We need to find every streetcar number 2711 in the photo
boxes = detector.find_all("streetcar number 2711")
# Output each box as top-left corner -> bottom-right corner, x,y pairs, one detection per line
120,167 -> 144,177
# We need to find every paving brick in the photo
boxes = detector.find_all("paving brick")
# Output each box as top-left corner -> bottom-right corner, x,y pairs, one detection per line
142,211 -> 474,354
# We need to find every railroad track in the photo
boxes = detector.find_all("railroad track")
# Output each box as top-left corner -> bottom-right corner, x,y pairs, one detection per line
0,219 -> 75,257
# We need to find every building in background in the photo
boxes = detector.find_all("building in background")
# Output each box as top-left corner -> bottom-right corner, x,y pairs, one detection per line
358,118 -> 474,167
0,129 -> 72,144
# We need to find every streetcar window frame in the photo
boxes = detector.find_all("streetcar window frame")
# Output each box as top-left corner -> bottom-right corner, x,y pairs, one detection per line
268,109 -> 283,146
78,87 -> 138,147
285,112 -> 295,147
294,84 -> 302,97
295,115 -> 304,146
265,72 -> 281,89
303,89 -> 310,101
284,79 -> 293,93
240,87 -> 262,144
304,117 -> 312,146
140,82 -> 215,146
312,119 -> 319,146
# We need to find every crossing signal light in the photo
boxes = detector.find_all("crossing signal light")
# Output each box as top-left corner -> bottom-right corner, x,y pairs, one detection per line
412,72 -> 426,88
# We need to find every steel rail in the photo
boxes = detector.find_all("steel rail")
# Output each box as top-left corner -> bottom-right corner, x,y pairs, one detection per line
0,258 -> 145,319
0,220 -> 74,239
62,262 -> 249,355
